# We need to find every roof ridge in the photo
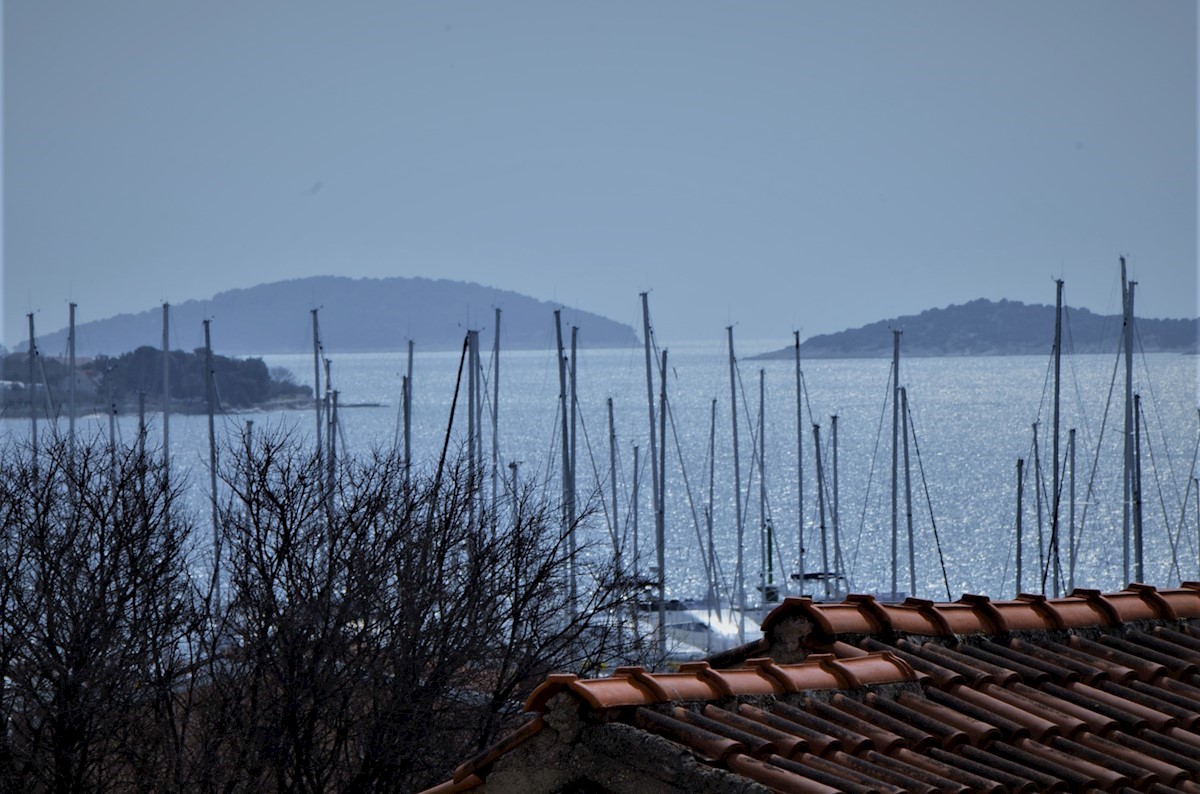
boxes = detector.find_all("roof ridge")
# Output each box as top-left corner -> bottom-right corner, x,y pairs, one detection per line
762,584 -> 1200,641
524,652 -> 916,713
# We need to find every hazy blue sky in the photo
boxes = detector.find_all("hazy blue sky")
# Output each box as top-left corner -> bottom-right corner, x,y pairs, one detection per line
3,2 -> 1196,349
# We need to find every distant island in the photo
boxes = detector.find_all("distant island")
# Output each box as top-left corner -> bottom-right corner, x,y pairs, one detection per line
752,299 -> 1199,359
31,276 -> 641,356
1,346 -> 310,418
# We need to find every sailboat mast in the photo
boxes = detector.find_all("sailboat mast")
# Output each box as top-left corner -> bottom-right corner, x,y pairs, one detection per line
554,311 -> 575,609
312,310 -> 323,467
639,295 -> 664,650
639,294 -> 661,576
760,369 -> 771,595
727,326 -> 745,641
138,392 -> 147,463
28,314 -> 37,464
324,358 -> 334,504
891,329 -> 901,598
1051,279 -> 1064,595
831,414 -> 841,591
1134,393 -> 1144,582
632,444 -> 640,581
1032,422 -> 1045,592
405,339 -> 414,491
794,331 -> 804,593
467,330 -> 478,525
570,326 -> 579,534
492,308 -> 501,517
204,319 -> 220,608
1016,458 -> 1025,596
162,303 -> 170,486
608,397 -> 619,559
68,303 -> 76,476
901,387 -> 916,599
1068,428 -> 1077,591
657,348 -> 668,646
707,398 -> 717,606
1122,258 -> 1135,585
813,423 -> 830,599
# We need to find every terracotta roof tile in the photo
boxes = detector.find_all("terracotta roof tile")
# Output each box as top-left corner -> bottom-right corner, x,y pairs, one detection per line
1103,679 -> 1200,729
987,593 -> 1066,632
922,681 -> 1033,739
863,636 -> 966,688
1007,680 -> 1118,735
771,700 -> 875,755
1118,631 -> 1200,676
959,743 -> 1070,792
429,585 -> 1200,793
1012,735 -> 1131,789
927,746 -> 1040,794
832,693 -> 942,752
1041,636 -> 1140,683
985,637 -> 1081,682
826,748 -> 939,794
448,715 -> 544,785
859,748 -> 969,793
1079,731 -> 1190,786
1074,634 -> 1170,681
736,703 -> 844,756
699,704 -> 809,758
634,705 -> 745,761
886,691 -> 980,748
673,706 -> 781,758
807,697 -> 907,754
726,752 -> 843,794
891,746 -> 1006,794
918,640 -> 1023,686
956,641 -> 1050,684
1158,583 -> 1200,617
785,750 -> 906,793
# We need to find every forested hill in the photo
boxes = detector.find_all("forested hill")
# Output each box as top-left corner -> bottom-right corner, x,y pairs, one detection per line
34,276 -> 641,356
753,299 -> 1199,359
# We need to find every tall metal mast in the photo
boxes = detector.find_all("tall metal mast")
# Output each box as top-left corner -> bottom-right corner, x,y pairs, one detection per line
813,423 -> 830,599
467,330 -> 478,525
639,295 -> 664,650
831,414 -> 841,594
1051,279 -> 1064,595
890,329 -> 901,598
901,387 -> 916,599
657,348 -> 668,650
162,303 -> 170,486
794,332 -> 804,594
707,398 -> 718,607
492,308 -> 501,517
554,311 -> 575,608
1134,393 -> 1144,582
1016,458 -> 1025,595
727,326 -> 745,642
204,319 -> 221,608
405,339 -> 414,491
68,303 -> 77,478
639,294 -> 660,578
1122,258 -> 1136,585
28,314 -> 37,465
312,309 -> 323,467
1068,428 -> 1077,591
608,397 -> 619,560
759,369 -> 771,598
570,326 -> 579,535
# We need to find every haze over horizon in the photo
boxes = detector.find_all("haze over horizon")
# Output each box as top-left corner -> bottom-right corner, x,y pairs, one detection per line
3,2 -> 1197,350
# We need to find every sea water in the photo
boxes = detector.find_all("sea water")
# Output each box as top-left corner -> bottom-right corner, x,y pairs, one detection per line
2,341 -> 1197,603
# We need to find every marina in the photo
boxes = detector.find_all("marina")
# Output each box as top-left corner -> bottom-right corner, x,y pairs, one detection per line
2,298 -> 1196,613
